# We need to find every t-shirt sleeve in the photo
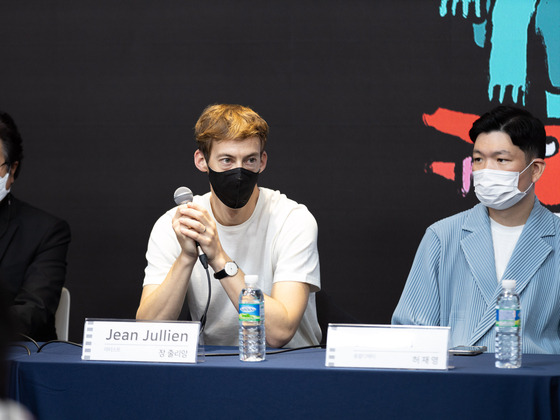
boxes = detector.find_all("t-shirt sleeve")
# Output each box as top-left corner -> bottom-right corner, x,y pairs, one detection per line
143,210 -> 181,287
272,206 -> 321,292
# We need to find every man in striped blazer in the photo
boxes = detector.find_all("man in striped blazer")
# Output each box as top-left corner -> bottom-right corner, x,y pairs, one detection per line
392,106 -> 560,354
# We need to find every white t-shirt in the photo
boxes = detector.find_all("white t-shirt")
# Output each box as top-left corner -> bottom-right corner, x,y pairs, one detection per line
0,400 -> 33,420
143,187 -> 322,348
490,218 -> 524,282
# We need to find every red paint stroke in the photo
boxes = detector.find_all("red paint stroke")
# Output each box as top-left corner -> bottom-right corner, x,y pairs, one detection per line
429,161 -> 455,180
538,125 -> 560,205
422,108 -> 479,144
423,107 -> 560,206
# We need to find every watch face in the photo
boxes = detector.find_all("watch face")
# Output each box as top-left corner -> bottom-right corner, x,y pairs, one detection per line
224,261 -> 238,276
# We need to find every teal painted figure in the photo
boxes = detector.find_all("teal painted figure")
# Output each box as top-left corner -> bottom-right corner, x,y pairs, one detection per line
440,0 -> 560,118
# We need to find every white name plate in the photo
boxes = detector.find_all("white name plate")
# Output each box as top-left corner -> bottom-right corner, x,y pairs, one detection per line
325,324 -> 450,370
82,318 -> 200,364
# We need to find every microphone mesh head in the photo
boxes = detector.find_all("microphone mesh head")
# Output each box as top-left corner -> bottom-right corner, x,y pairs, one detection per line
173,186 -> 193,205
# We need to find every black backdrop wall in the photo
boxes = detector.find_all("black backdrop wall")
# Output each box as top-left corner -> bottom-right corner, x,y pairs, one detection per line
1,1 -> 559,342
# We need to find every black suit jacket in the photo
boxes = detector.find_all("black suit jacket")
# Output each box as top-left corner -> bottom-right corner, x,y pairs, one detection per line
0,194 -> 71,341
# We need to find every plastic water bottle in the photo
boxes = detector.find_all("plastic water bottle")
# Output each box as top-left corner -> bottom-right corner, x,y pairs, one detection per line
495,279 -> 521,368
239,275 -> 265,362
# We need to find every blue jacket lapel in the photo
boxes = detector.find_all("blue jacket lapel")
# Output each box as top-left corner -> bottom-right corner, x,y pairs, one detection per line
464,199 -> 555,345
460,204 -> 497,307
502,200 -> 555,294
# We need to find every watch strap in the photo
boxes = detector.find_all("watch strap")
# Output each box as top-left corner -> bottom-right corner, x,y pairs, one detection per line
214,269 -> 229,280
213,261 -> 238,280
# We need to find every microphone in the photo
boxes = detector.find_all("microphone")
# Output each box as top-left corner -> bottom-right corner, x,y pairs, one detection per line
173,187 -> 208,269
173,186 -> 193,206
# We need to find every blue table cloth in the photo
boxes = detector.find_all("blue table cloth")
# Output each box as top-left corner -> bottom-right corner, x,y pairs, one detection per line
8,343 -> 560,420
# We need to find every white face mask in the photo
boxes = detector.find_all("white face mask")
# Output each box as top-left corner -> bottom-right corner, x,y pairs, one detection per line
0,169 -> 10,203
473,160 -> 535,210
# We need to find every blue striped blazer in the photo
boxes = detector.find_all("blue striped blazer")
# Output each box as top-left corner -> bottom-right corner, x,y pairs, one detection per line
392,199 -> 560,354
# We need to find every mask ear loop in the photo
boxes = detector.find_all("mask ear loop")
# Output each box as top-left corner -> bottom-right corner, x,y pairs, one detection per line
518,159 -> 536,194
519,159 -> 536,176
521,182 -> 534,194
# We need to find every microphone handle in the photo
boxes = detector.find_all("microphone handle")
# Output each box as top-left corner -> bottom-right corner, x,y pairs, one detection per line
195,241 -> 208,269
177,198 -> 209,269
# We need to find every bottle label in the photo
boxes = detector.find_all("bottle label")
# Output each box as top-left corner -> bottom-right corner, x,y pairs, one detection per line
239,303 -> 262,322
495,309 -> 520,328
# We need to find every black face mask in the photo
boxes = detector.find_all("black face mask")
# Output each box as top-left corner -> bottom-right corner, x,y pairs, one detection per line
208,166 -> 259,209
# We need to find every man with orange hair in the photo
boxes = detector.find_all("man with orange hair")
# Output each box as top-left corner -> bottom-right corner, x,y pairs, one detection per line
137,104 -> 321,348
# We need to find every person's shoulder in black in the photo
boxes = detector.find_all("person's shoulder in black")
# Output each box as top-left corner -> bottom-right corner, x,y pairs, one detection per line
0,194 -> 71,341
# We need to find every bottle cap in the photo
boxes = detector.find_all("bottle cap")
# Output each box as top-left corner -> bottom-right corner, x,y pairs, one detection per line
245,275 -> 259,286
502,279 -> 516,290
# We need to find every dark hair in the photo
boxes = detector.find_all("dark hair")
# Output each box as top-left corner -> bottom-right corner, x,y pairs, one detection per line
469,106 -> 546,161
0,111 -> 23,179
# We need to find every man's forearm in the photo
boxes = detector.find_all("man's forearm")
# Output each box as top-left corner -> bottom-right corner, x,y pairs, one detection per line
219,275 -> 310,348
136,254 -> 195,320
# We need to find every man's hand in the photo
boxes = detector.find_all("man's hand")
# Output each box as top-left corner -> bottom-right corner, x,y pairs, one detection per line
173,202 -> 226,265
172,202 -> 206,258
